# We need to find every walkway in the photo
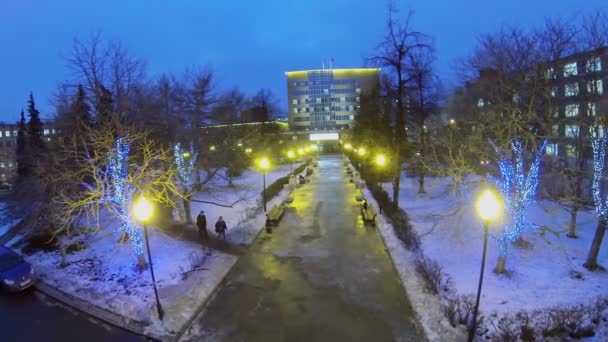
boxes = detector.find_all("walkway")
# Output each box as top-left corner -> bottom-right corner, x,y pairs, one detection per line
183,155 -> 424,342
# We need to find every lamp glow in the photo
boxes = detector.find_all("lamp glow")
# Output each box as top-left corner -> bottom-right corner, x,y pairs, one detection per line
376,154 -> 386,166
344,143 -> 352,150
209,145 -> 216,151
245,148 -> 252,153
287,150 -> 295,159
298,148 -> 304,155
358,148 -> 366,156
133,197 -> 153,222
259,157 -> 270,170
476,190 -> 501,221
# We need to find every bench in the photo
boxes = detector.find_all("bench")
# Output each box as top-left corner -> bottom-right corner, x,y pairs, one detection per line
355,189 -> 364,202
361,204 -> 378,226
266,203 -> 286,226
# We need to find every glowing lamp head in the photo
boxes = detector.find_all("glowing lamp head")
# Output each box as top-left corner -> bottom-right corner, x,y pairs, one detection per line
133,196 -> 153,222
449,118 -> 456,125
209,145 -> 216,151
237,142 -> 243,147
183,152 -> 190,158
358,148 -> 366,156
344,143 -> 352,150
245,148 -> 252,153
258,157 -> 270,170
476,189 -> 502,221
287,150 -> 295,159
376,154 -> 386,166
298,148 -> 304,155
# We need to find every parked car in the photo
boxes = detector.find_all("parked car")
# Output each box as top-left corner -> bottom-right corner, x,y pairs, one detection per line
0,246 -> 35,292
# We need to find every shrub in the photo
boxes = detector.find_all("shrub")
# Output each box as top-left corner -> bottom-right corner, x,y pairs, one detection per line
515,312 -> 535,342
263,175 -> 290,202
491,315 -> 519,342
415,255 -> 453,295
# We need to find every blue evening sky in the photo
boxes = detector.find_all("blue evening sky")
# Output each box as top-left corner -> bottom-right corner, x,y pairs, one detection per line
0,0 -> 605,122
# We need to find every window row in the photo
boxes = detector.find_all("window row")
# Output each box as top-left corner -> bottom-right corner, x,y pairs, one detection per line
293,105 -> 357,114
291,88 -> 360,96
551,124 -> 605,138
291,79 -> 360,87
0,130 -> 18,138
292,97 -> 359,105
556,102 -> 597,118
546,57 -> 603,79
0,162 -> 14,168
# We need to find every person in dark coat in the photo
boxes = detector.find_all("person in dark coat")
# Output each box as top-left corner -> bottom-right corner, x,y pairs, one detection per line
196,210 -> 208,242
215,216 -> 227,240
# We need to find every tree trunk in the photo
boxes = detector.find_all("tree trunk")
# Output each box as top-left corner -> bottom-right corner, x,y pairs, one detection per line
567,208 -> 578,238
195,168 -> 202,191
392,149 -> 401,211
418,172 -> 426,195
494,255 -> 507,273
138,254 -> 146,269
584,217 -> 607,271
182,194 -> 193,224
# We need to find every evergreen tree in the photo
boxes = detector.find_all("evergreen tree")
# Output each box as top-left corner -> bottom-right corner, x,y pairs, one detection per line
96,84 -> 113,126
27,92 -> 44,149
16,109 -> 28,177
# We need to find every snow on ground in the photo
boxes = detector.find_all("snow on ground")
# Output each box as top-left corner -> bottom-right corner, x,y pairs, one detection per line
391,174 -> 608,315
17,218 -> 236,339
191,164 -> 303,245
376,171 -> 608,340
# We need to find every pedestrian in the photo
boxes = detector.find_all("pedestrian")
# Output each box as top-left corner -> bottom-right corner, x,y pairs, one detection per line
215,216 -> 227,240
196,210 -> 208,242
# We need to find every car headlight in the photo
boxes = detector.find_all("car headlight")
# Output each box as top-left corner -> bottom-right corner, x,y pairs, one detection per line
4,279 -> 15,285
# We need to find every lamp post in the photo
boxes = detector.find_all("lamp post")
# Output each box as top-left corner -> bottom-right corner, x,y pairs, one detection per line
469,189 -> 501,342
287,150 -> 295,173
375,154 -> 387,214
259,157 -> 270,212
133,196 -> 164,321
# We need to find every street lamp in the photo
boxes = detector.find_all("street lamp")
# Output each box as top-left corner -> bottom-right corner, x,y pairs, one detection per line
344,143 -> 352,151
133,196 -> 164,321
358,147 -> 366,156
469,189 -> 502,342
258,157 -> 270,212
245,148 -> 252,153
298,148 -> 304,156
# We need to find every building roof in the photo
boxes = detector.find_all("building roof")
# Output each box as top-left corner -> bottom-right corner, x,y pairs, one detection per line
285,68 -> 380,77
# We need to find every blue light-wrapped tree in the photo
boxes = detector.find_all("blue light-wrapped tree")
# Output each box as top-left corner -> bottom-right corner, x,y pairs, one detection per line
489,139 -> 547,273
584,135 -> 608,271
174,142 -> 199,224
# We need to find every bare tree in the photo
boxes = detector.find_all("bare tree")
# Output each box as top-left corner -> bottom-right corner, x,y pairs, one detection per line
370,2 -> 432,210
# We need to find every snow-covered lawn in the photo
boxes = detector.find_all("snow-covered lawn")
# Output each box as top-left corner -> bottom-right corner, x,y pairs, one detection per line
191,164 -> 303,245
381,173 -> 608,339
16,222 -> 236,340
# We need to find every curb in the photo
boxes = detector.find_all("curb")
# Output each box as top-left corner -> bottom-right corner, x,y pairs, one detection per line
172,257 -> 237,342
34,281 -> 151,339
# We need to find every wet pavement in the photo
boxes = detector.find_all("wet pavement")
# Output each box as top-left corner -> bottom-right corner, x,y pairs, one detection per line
184,155 -> 425,342
0,289 -> 142,342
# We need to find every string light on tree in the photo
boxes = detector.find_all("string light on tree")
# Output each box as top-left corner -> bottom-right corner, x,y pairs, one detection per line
488,139 -> 547,257
174,142 -> 199,191
592,136 -> 608,219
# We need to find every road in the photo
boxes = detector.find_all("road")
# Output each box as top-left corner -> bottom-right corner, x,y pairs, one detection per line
183,155 -> 425,342
0,289 -> 143,341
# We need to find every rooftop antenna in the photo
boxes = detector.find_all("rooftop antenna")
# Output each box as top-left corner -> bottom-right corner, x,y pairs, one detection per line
330,57 -> 334,70
322,59 -> 325,70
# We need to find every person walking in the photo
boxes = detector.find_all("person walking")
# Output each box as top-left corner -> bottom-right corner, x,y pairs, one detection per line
196,210 -> 208,242
215,216 -> 227,240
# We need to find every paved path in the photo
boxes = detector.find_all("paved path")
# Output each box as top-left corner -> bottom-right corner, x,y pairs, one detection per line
183,155 -> 424,342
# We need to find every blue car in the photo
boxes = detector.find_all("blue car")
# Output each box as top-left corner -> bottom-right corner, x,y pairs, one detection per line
0,246 -> 35,292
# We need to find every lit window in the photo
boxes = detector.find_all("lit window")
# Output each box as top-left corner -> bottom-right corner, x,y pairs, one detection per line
588,102 -> 597,117
477,99 -> 485,108
324,106 -> 329,111
564,83 -> 579,97
546,143 -> 559,156
513,93 -> 520,103
12,131 -> 17,136
552,110 -> 560,118
0,163 -> 4,168
587,57 -> 602,72
545,67 -> 555,79
565,124 -> 579,138
356,88 -> 361,93
591,125 -> 605,138
4,131 -> 9,137
356,97 -> 360,102
349,115 -> 354,120
551,87 -> 557,97
7,162 -> 12,167
43,129 -> 50,135
293,108 -> 298,114
564,62 -> 578,77
552,125 -> 560,136
566,145 -> 577,158
316,98 -> 321,103
292,99 -> 297,105
51,129 -> 56,134
587,79 -> 603,95
323,89 -> 329,94
565,104 -> 579,117
0,131 -> 3,138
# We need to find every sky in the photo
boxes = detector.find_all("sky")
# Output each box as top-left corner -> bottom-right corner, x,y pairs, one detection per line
1,0 -> 606,123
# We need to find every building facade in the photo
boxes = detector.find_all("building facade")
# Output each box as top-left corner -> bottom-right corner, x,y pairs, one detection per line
286,68 -> 380,131
0,123 -> 59,184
